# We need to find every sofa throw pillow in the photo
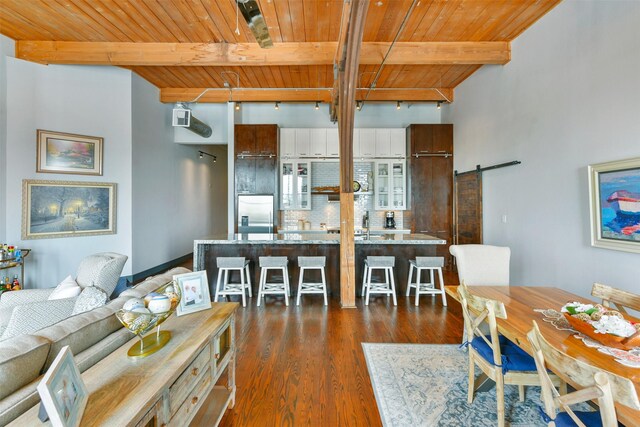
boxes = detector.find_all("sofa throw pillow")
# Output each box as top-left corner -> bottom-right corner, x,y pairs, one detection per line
48,275 -> 82,300
72,286 -> 108,315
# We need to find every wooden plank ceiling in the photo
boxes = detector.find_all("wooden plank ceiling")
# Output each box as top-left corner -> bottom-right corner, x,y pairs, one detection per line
0,0 -> 561,103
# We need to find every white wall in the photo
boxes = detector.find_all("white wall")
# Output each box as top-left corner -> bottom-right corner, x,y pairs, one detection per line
443,1 -> 640,297
5,59 -> 133,285
0,35 -> 14,241
132,74 -> 227,272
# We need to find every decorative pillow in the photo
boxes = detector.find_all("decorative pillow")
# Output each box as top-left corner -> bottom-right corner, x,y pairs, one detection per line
72,286 -> 108,315
48,275 -> 82,300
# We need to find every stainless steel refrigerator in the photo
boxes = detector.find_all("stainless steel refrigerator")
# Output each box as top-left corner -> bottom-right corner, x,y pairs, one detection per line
237,195 -> 274,233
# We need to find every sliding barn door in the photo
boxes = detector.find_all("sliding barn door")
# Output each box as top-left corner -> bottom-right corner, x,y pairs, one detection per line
454,171 -> 482,245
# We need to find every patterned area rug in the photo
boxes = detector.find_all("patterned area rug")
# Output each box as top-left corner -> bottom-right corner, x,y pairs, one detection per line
363,343 -> 553,426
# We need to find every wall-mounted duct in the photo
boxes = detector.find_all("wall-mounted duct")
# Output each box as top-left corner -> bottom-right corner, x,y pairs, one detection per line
172,104 -> 213,138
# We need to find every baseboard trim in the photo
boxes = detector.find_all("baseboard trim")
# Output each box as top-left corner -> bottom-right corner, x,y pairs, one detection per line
130,253 -> 194,284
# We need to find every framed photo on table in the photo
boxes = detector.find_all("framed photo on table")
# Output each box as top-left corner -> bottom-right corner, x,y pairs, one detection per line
588,157 -> 640,254
174,271 -> 212,316
36,130 -> 103,176
37,346 -> 88,427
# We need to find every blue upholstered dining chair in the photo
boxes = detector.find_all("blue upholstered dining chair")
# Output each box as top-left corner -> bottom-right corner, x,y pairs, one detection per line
528,321 -> 640,427
458,283 -> 564,427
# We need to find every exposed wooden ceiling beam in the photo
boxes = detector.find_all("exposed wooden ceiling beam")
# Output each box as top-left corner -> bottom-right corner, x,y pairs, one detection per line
159,88 -> 453,103
16,41 -> 510,66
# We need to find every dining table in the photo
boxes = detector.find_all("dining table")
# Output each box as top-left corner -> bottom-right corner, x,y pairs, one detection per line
444,285 -> 640,427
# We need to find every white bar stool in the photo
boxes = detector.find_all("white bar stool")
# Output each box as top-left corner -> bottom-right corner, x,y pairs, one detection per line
257,256 -> 290,306
296,256 -> 328,306
406,256 -> 447,306
214,257 -> 252,307
363,256 -> 397,306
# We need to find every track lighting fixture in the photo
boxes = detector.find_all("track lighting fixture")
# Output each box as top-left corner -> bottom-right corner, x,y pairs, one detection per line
437,101 -> 441,110
198,151 -> 217,163
396,101 -> 401,110
315,101 -> 320,110
235,102 -> 241,111
274,101 -> 280,110
356,101 -> 362,111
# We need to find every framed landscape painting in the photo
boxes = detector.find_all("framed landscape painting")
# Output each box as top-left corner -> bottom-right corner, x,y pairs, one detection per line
37,130 -> 103,176
589,157 -> 640,253
22,180 -> 116,240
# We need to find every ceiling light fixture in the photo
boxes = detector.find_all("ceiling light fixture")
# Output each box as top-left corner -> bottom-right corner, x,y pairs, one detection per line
396,101 -> 401,110
235,102 -> 241,111
437,101 -> 441,110
315,101 -> 320,110
356,101 -> 362,111
198,151 -> 217,162
274,101 -> 280,110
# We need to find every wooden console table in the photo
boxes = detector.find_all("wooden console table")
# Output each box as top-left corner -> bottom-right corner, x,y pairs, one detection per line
11,302 -> 238,427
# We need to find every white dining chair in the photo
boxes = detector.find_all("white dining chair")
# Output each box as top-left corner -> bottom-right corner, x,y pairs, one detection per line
449,244 -> 511,286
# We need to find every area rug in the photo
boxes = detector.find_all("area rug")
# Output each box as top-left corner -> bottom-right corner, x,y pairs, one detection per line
362,343 -> 570,426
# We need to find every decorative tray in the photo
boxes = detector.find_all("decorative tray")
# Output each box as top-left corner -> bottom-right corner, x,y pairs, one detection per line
562,302 -> 640,351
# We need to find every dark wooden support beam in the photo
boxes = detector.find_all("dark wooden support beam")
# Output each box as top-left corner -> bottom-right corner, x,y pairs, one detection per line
337,0 -> 369,308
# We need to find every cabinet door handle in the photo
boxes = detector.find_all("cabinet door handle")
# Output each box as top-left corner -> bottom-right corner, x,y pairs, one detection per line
192,396 -> 199,405
215,353 -> 220,360
191,367 -> 199,376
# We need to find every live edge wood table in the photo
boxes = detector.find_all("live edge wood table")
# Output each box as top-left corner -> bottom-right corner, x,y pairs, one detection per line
445,285 -> 640,427
11,302 -> 238,427
194,233 -> 446,299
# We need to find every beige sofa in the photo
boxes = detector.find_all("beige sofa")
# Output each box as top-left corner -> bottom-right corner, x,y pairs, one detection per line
0,267 -> 190,425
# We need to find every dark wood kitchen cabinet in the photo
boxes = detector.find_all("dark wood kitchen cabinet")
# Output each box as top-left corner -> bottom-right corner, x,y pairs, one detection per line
235,124 -> 277,155
407,124 -> 454,268
234,125 -> 279,231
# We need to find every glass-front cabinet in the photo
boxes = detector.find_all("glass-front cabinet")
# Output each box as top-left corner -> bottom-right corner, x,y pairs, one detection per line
280,160 -> 311,210
374,160 -> 406,210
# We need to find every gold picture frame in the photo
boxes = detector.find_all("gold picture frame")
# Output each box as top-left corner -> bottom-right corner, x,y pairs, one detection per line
37,130 -> 103,176
22,179 -> 117,240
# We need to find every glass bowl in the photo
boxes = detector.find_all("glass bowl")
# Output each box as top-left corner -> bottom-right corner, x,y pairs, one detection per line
116,280 -> 181,358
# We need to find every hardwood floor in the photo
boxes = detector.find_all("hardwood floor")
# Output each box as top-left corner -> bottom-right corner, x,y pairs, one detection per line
205,270 -> 464,426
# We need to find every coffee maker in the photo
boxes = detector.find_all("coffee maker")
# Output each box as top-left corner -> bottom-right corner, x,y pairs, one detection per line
384,211 -> 396,229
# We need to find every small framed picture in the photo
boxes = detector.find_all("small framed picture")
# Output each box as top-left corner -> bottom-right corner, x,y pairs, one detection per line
174,271 -> 211,316
37,130 -> 103,176
37,346 -> 88,427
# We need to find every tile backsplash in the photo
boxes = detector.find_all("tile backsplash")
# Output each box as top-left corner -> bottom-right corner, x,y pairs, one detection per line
281,161 -> 404,230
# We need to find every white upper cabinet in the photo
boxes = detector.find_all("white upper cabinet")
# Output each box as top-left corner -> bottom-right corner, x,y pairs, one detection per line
353,129 -> 360,157
294,129 -> 310,157
326,128 -> 340,157
280,128 -> 296,158
309,129 -> 327,157
389,128 -> 406,157
280,128 -> 405,159
375,128 -> 391,157
358,129 -> 376,158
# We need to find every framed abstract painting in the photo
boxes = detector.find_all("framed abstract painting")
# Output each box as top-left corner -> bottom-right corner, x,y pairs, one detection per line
588,157 -> 640,253
37,130 -> 103,176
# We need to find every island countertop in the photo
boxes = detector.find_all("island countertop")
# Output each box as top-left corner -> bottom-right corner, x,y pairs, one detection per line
194,233 -> 447,298
194,233 -> 445,246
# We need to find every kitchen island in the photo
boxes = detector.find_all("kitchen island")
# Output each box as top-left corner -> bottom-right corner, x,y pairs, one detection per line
194,233 -> 446,299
